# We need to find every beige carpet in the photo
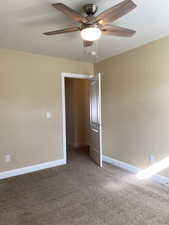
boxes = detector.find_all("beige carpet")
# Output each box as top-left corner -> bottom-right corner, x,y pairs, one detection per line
0,148 -> 169,225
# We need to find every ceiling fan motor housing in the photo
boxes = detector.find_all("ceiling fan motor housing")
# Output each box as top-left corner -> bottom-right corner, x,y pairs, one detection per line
83,4 -> 98,16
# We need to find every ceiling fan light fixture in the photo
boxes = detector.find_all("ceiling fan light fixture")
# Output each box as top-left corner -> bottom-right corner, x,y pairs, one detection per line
81,27 -> 101,41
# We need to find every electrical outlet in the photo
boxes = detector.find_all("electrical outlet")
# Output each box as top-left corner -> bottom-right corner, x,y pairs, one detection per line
149,155 -> 155,164
5,154 -> 11,163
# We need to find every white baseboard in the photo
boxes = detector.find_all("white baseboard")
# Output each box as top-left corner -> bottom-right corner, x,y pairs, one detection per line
0,159 -> 66,180
103,155 -> 169,187
102,155 -> 140,173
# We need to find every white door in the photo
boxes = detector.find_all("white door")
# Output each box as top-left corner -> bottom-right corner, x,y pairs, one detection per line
89,73 -> 102,167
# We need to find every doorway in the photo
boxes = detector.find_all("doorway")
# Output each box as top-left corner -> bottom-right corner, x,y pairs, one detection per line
61,73 -> 102,167
65,77 -> 90,160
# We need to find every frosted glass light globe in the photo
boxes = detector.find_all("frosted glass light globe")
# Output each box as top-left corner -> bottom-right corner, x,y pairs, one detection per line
81,27 -> 101,41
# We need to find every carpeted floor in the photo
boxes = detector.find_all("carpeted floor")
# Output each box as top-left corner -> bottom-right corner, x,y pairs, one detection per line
0,148 -> 169,225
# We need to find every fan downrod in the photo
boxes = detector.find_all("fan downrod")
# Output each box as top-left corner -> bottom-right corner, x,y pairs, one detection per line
83,4 -> 98,16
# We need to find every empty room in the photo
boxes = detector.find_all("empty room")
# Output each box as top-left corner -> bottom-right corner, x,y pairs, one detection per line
1,0 -> 169,224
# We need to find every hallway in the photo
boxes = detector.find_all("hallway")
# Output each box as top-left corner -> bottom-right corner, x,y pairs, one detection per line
0,148 -> 169,225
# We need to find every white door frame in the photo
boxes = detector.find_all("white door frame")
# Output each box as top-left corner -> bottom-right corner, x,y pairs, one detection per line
61,72 -> 101,164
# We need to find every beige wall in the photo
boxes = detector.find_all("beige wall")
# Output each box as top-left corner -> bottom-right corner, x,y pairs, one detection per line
0,48 -> 93,172
65,78 -> 90,148
2,35 -> 169,177
95,36 -> 169,177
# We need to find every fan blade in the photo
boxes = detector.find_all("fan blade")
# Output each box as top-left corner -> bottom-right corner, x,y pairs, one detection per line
102,25 -> 136,37
83,40 -> 94,47
52,3 -> 88,23
97,0 -> 136,25
43,27 -> 80,36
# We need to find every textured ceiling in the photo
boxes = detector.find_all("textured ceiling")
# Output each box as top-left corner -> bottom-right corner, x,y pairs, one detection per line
1,0 -> 169,63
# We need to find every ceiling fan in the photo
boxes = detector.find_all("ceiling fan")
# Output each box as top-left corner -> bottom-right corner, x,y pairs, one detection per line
43,0 -> 137,47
